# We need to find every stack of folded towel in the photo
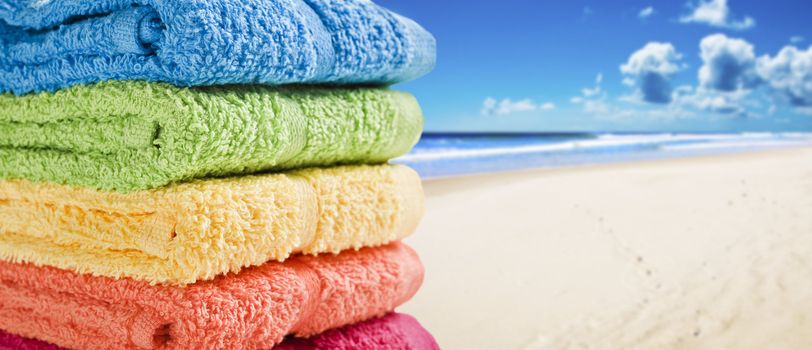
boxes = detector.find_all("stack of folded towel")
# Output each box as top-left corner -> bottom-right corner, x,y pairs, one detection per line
0,1 -> 436,349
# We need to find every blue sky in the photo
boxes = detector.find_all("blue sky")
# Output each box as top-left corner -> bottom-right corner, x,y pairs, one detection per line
376,0 -> 812,132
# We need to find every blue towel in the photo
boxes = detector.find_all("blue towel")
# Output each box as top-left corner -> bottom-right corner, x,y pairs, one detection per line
0,0 -> 436,95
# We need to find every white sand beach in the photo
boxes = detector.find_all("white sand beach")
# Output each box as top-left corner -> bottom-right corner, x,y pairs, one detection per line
402,147 -> 812,349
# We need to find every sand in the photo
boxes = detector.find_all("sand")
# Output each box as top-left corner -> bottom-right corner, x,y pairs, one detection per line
401,147 -> 812,350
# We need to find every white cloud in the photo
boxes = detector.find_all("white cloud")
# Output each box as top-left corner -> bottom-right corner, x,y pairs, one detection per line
673,85 -> 749,115
583,99 -> 611,114
571,76 -> 700,121
572,73 -> 605,103
756,45 -> 812,107
790,36 -> 805,44
667,36 -> 812,118
582,73 -> 604,97
621,42 -> 683,76
620,42 -> 684,104
481,97 -> 556,116
679,0 -> 755,30
698,34 -> 759,92
582,87 -> 601,97
638,6 -> 655,19
571,72 -> 611,115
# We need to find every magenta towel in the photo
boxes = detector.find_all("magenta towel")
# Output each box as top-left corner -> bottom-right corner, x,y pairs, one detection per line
277,313 -> 440,350
0,313 -> 438,350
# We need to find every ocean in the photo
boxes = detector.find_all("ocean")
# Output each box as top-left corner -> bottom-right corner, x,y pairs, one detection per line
393,132 -> 812,179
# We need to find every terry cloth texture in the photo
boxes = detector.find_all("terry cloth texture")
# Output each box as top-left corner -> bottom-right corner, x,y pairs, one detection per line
0,164 -> 424,285
0,313 -> 439,350
0,81 -> 423,192
276,313 -> 440,350
0,330 -> 61,350
0,0 -> 437,95
0,243 -> 424,350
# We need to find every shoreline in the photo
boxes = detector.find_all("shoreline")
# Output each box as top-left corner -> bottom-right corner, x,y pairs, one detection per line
418,145 -> 812,186
403,146 -> 812,349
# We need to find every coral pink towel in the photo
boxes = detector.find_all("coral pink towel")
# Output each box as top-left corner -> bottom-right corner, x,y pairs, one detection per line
0,243 -> 423,350
0,313 -> 439,350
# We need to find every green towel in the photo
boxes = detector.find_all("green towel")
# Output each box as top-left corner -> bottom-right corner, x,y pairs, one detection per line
0,81 -> 423,192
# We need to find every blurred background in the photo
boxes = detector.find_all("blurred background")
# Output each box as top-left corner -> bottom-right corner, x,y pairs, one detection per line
376,0 -> 812,178
375,1 -> 812,349
379,0 -> 812,132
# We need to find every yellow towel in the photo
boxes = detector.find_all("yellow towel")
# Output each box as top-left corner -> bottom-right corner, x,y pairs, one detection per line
0,165 -> 424,285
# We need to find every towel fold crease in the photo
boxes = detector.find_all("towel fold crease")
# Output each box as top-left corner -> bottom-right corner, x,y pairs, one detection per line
0,81 -> 423,192
0,243 -> 424,350
0,0 -> 437,94
0,313 -> 439,350
0,164 -> 424,285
